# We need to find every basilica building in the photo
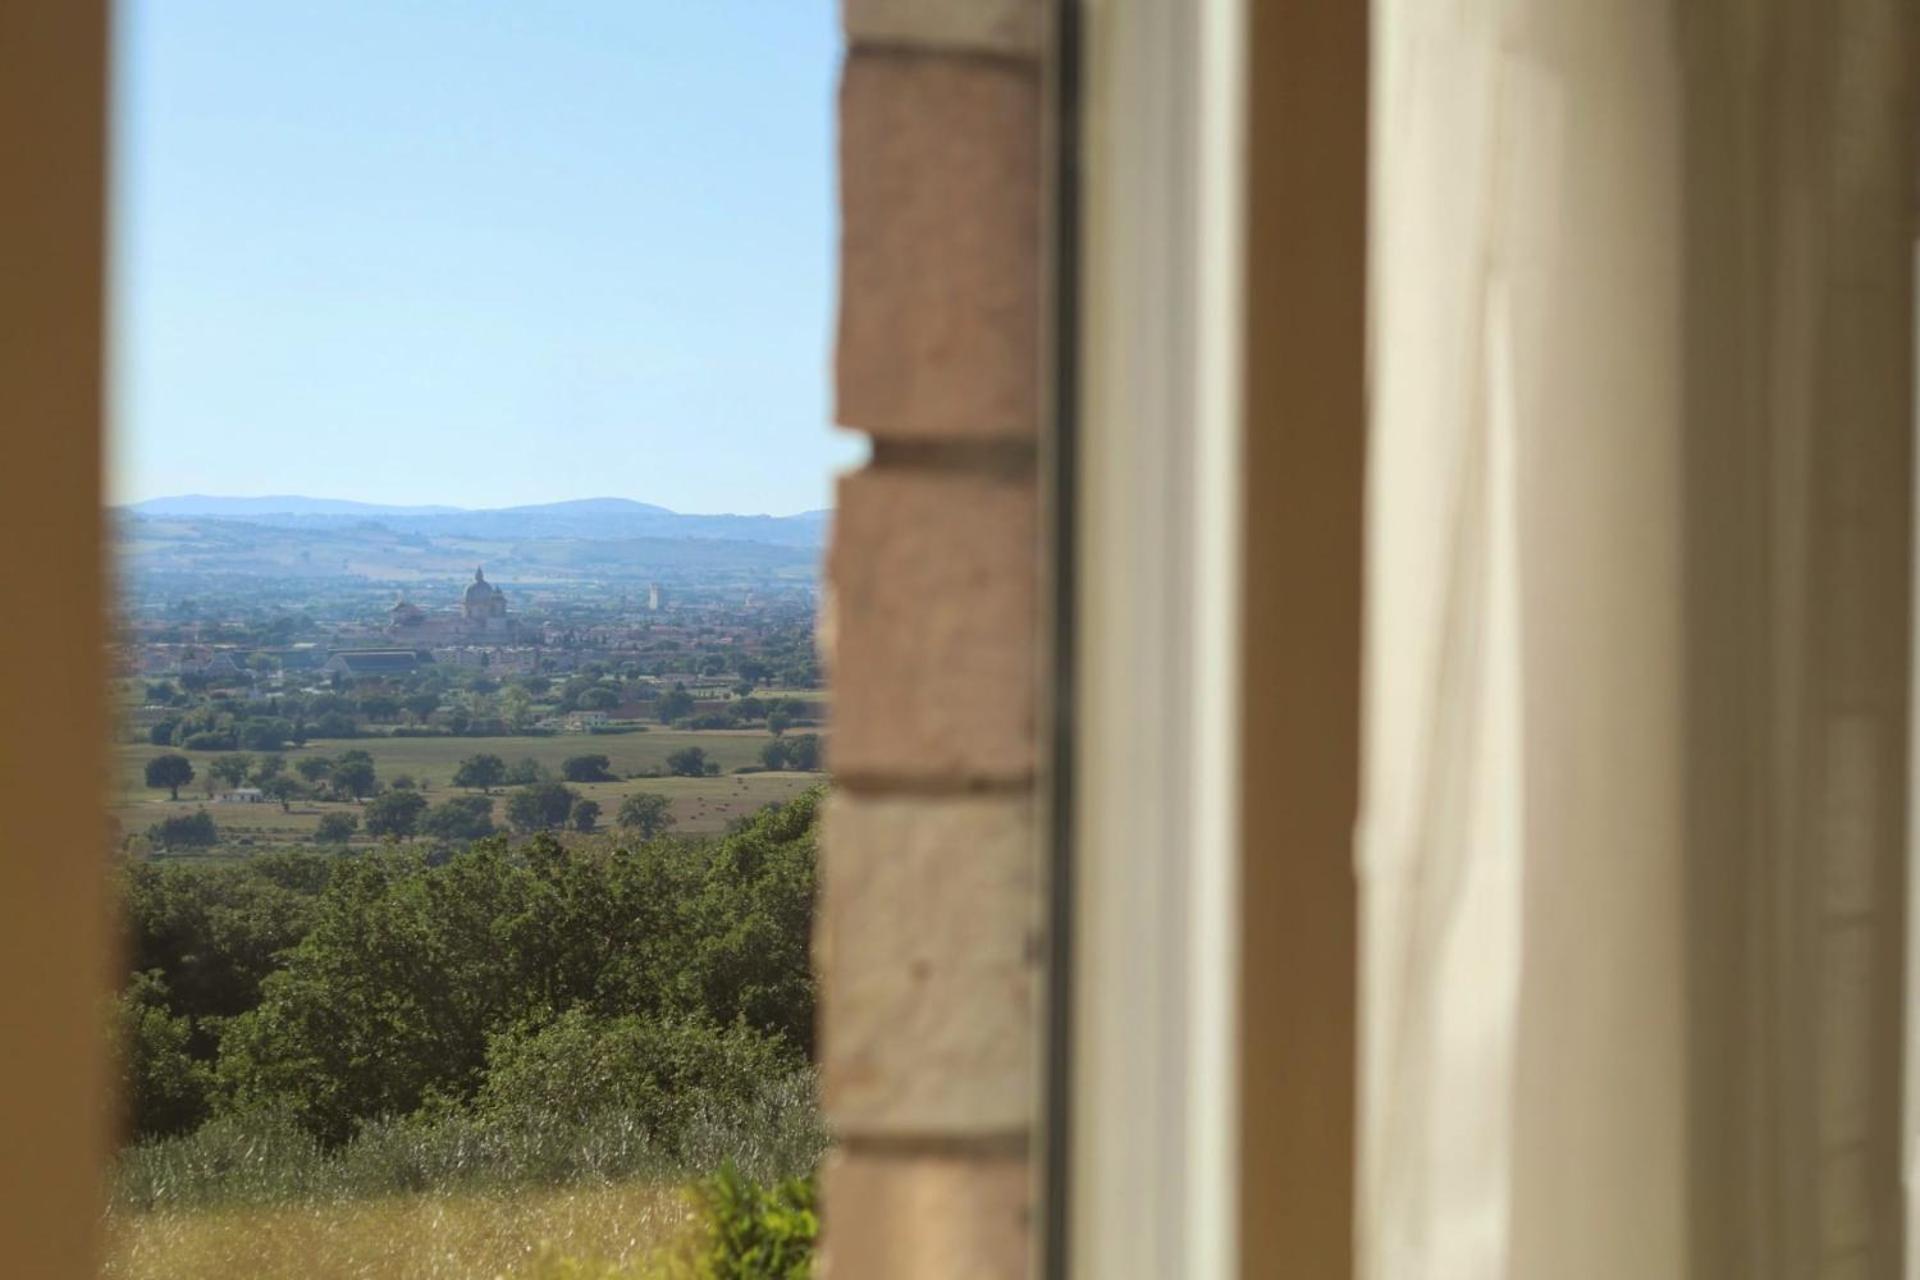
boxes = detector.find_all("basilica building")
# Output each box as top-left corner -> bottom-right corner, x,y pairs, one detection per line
385,567 -> 521,642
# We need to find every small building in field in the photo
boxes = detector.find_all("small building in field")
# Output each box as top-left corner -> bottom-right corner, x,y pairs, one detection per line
217,787 -> 265,804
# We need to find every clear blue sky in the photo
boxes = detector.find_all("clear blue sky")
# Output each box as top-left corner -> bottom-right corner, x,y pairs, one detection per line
110,1 -> 860,516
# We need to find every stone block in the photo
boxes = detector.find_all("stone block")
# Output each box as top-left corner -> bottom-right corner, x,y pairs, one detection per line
826,464 -> 1038,783
844,0 -> 1045,58
819,792 -> 1037,1135
821,1146 -> 1031,1279
837,50 -> 1042,441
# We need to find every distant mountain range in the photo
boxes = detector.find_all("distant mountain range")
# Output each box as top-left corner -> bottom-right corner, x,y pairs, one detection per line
123,495 -> 831,549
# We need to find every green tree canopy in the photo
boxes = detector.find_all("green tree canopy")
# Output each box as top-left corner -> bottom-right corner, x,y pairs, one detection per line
148,810 -> 219,850
506,781 -> 580,833
328,753 -> 377,800
616,791 -> 674,839
314,812 -> 358,844
561,754 -> 614,783
421,794 -> 497,843
453,753 -> 508,793
145,753 -> 195,801
363,789 -> 429,840
666,747 -> 709,778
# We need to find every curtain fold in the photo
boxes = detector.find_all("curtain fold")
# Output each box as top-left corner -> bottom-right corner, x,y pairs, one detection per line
1363,2 -> 1915,1276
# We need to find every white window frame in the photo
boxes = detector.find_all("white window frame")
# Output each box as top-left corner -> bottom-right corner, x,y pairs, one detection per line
1065,0 -> 1246,1275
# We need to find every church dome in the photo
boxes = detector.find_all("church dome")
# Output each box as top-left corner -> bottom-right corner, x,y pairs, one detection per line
463,568 -> 494,609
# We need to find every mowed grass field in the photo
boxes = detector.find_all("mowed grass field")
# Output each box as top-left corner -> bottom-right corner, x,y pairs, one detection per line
115,730 -> 823,847
103,1180 -> 696,1280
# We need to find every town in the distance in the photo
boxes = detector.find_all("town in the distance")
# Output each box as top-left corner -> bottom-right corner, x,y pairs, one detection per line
110,495 -> 830,856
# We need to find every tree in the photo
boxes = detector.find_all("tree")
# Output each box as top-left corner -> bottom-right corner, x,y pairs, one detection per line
562,753 -> 615,783
571,798 -> 602,832
766,707 -> 793,737
208,790 -> 823,1143
657,686 -> 695,724
145,753 -> 195,801
314,812 -> 358,844
453,753 -> 508,793
329,751 -> 377,800
498,685 -> 536,732
309,711 -> 359,739
239,718 -> 293,752
577,686 -> 619,711
114,971 -> 211,1140
148,810 -> 218,849
294,755 -> 334,784
209,754 -> 254,789
666,746 -> 709,778
250,753 -> 286,784
506,757 -> 548,786
421,795 -> 496,842
148,719 -> 179,747
357,694 -> 399,723
506,781 -> 580,832
363,790 -> 429,840
784,734 -> 822,772
617,791 -> 675,839
759,739 -> 791,771
261,776 -> 303,812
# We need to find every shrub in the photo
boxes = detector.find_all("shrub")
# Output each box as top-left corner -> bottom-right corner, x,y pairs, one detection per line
148,809 -> 219,850
666,747 -> 709,779
422,794 -> 497,842
507,757 -> 550,786
109,1087 -> 825,1214
475,1011 -> 794,1154
563,754 -> 616,783
364,789 -> 429,839
314,812 -> 358,844
508,781 -> 581,832
572,798 -> 602,832
687,1164 -> 818,1280
309,711 -> 359,739
239,718 -> 294,752
782,736 -> 821,773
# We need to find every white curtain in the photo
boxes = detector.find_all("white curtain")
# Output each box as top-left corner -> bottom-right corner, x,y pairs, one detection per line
1363,1 -> 1914,1276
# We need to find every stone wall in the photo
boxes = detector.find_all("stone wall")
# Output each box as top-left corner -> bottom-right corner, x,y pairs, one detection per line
819,1 -> 1047,1275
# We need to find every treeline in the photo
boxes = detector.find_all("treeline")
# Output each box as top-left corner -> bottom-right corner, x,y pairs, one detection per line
115,790 -> 824,1200
139,661 -> 825,750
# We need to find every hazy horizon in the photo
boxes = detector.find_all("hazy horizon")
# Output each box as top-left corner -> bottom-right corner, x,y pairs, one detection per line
120,491 -> 834,517
112,1 -> 861,518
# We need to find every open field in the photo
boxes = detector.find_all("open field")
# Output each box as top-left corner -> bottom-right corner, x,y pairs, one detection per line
114,731 -> 824,847
103,1180 -> 695,1280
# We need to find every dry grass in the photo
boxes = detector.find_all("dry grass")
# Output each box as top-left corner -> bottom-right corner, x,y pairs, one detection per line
102,1180 -> 697,1280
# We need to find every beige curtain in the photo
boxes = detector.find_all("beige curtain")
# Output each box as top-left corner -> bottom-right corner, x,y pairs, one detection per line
1363,2 -> 1916,1276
